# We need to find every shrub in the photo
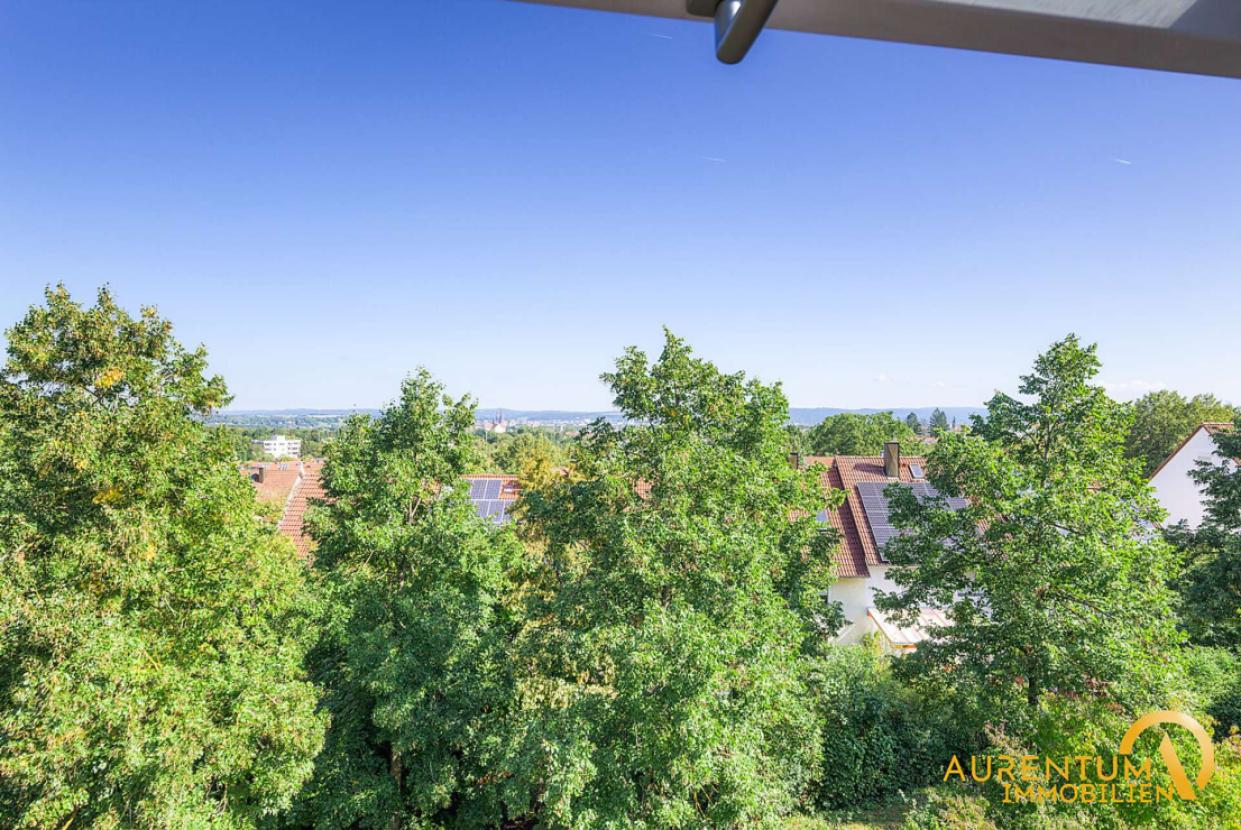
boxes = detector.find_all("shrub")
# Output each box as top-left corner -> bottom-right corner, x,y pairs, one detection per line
901,788 -> 996,830
907,699 -> 1241,830
1179,646 -> 1241,736
812,647 -> 967,809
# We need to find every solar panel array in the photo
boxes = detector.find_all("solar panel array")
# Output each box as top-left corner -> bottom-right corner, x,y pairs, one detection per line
855,481 -> 967,559
466,478 -> 512,525
469,478 -> 503,500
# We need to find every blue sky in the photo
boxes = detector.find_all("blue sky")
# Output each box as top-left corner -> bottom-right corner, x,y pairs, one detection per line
2,1 -> 1239,411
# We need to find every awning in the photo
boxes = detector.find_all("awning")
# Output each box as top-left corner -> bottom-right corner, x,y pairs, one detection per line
867,606 -> 949,649
515,0 -> 1241,78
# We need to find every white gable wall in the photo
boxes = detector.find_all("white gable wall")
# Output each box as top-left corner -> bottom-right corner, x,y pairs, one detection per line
1150,427 -> 1224,529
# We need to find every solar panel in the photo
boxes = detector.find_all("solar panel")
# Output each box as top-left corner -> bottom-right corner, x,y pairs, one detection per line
855,481 -> 966,559
468,479 -> 488,499
483,479 -> 501,499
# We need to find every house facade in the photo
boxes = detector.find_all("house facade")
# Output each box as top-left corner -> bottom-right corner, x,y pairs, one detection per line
1149,422 -> 1235,529
803,444 -> 959,652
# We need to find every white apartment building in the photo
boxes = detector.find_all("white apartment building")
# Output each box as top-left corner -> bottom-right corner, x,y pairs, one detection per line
252,434 -> 302,459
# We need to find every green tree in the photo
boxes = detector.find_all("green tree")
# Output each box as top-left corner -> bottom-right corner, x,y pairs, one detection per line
1126,390 -> 1238,476
293,370 -> 528,830
904,411 -> 923,435
0,286 -> 324,829
493,428 -> 568,478
1167,419 -> 1241,648
878,335 -> 1183,722
512,331 -> 840,829
927,408 -> 950,436
784,424 -> 810,457
807,411 -> 918,456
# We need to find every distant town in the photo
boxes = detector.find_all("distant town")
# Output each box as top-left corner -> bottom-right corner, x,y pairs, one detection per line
210,405 -> 985,432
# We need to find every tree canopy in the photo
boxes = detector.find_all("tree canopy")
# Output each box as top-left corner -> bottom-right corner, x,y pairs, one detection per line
877,335 -> 1183,722
513,330 -> 840,829
294,371 -> 528,829
807,411 -> 919,457
1125,390 -> 1238,476
0,286 -> 324,829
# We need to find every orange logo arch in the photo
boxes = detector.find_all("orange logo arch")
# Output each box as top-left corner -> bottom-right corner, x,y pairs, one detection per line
1119,711 -> 1216,800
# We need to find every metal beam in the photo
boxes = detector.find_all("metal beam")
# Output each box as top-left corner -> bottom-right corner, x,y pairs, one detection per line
708,0 -> 780,64
516,0 -> 1241,78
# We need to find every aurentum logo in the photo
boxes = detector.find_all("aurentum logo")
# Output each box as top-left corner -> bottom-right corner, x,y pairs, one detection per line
944,710 -> 1216,804
1119,711 -> 1215,801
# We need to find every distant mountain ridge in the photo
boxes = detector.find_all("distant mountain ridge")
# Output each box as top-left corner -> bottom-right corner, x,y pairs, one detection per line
212,406 -> 985,427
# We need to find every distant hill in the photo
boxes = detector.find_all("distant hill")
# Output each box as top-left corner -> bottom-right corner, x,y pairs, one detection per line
211,406 -> 984,429
474,407 -> 984,426
785,407 -> 983,426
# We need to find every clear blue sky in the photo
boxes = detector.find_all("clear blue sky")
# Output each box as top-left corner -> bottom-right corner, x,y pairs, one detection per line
2,1 -> 1239,411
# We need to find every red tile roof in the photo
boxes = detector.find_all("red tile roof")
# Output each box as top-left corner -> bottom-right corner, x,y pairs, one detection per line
243,460 -> 324,562
244,461 -> 302,505
802,454 -> 929,579
248,456 -> 927,577
279,460 -> 324,562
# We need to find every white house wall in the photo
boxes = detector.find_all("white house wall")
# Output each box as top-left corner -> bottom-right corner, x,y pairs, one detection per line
829,578 -> 870,644
1151,428 -> 1224,529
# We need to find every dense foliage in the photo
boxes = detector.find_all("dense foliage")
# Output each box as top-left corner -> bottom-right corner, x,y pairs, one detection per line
0,287 -> 324,829
292,371 -> 529,829
808,411 -> 921,456
513,331 -> 840,829
5,288 -> 1241,830
476,427 -> 571,480
878,336 -> 1183,721
1124,390 -> 1237,476
812,647 -> 968,810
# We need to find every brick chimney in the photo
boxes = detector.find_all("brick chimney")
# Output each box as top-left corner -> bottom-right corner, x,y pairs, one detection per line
883,442 -> 900,478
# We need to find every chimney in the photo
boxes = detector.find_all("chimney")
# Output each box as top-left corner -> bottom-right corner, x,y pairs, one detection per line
883,442 -> 900,478
789,452 -> 803,470
254,465 -> 265,484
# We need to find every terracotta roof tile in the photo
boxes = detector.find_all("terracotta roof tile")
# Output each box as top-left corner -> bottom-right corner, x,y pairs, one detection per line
249,453 -> 931,577
816,454 -> 929,579
243,461 -> 302,505
244,460 -> 325,563
279,460 -> 324,562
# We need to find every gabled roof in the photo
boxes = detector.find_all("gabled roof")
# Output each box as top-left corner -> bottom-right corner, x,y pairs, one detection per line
279,460 -> 324,561
463,474 -> 522,525
804,454 -> 929,580
250,456 -> 934,575
1148,422 -> 1236,482
244,461 -> 303,505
